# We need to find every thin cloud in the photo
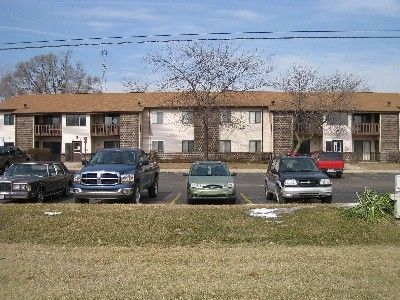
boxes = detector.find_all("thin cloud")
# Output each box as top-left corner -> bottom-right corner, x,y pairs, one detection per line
220,9 -> 264,22
320,0 -> 400,16
0,26 -> 62,37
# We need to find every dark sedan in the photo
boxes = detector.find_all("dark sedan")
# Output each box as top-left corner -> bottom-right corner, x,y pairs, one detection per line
0,162 -> 73,202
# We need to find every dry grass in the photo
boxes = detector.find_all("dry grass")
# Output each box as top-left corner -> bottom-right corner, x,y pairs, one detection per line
1,243 -> 400,299
1,204 -> 400,299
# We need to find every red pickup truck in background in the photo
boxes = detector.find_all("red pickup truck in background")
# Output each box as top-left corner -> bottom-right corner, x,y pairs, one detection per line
313,151 -> 344,178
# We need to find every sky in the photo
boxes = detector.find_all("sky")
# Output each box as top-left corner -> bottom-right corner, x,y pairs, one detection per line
0,0 -> 399,93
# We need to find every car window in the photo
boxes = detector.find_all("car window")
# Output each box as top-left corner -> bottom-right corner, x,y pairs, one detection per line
191,163 -> 229,176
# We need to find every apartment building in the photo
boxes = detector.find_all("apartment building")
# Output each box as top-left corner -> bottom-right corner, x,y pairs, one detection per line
0,91 -> 399,162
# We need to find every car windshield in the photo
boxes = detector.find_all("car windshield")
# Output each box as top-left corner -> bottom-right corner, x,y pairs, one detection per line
4,164 -> 48,177
280,158 -> 319,172
190,163 -> 229,176
89,151 -> 137,165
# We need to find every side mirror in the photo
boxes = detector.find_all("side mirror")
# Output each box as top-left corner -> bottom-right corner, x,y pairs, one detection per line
271,168 -> 278,174
82,160 -> 88,166
231,172 -> 237,176
183,173 -> 189,176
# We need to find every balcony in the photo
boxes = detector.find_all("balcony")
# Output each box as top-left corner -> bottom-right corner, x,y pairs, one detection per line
91,124 -> 120,136
34,125 -> 62,136
352,123 -> 380,135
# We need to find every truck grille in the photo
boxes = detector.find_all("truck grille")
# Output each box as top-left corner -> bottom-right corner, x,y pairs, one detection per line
0,182 -> 11,192
298,179 -> 319,187
81,172 -> 120,185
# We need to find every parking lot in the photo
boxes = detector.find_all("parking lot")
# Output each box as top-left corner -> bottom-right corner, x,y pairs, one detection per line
1,171 -> 396,205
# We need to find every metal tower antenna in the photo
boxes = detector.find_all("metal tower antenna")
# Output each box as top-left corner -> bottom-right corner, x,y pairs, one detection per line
101,49 -> 108,92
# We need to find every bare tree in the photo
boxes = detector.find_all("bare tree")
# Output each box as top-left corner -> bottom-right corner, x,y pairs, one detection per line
274,63 -> 368,152
0,51 -> 101,99
121,76 -> 149,93
147,41 -> 274,159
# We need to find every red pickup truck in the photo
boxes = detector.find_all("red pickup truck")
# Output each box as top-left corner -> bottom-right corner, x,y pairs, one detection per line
314,151 -> 344,178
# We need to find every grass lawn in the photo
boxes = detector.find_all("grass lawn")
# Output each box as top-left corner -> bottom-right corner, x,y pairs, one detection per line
1,204 -> 400,299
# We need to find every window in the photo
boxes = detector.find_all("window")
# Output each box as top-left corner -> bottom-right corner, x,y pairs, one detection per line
104,114 -> 119,125
3,142 -> 14,147
104,141 -> 120,148
326,140 -> 343,152
182,111 -> 194,124
151,112 -> 164,124
219,140 -> 231,153
249,111 -> 261,124
66,114 -> 86,126
220,110 -> 231,123
152,141 -> 164,152
249,140 -> 262,153
182,140 -> 194,153
326,112 -> 348,125
4,114 -> 14,125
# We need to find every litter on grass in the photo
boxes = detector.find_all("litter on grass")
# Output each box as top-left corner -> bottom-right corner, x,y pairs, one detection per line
249,207 -> 301,219
44,211 -> 62,216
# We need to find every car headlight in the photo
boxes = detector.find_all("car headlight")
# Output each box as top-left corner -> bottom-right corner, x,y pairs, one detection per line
283,179 -> 298,186
224,182 -> 235,188
320,178 -> 332,185
73,174 -> 81,183
12,183 -> 31,191
190,182 -> 202,188
121,174 -> 135,183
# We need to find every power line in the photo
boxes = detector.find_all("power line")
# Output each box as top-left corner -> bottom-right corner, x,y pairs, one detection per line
0,30 -> 399,51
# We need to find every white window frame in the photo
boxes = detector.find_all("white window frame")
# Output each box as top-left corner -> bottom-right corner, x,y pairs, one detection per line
152,140 -> 164,153
249,140 -> 262,153
151,112 -> 164,124
182,111 -> 194,124
220,110 -> 231,124
4,114 -> 14,125
182,140 -> 194,153
219,140 -> 231,153
249,111 -> 261,124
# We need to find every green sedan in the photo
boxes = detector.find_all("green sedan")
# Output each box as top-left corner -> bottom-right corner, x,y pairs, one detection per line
184,161 -> 237,204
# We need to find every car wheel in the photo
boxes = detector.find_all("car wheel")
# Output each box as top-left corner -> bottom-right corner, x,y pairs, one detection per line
62,183 -> 71,197
321,196 -> 332,204
276,190 -> 287,204
36,188 -> 45,203
132,185 -> 140,204
148,181 -> 158,198
75,197 -> 89,204
187,197 -> 194,204
264,184 -> 273,200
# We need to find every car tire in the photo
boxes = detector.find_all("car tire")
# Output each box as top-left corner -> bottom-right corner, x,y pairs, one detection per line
321,196 -> 332,204
36,188 -> 45,203
62,183 -> 71,197
148,181 -> 158,198
264,184 -> 273,200
132,185 -> 140,204
75,198 -> 89,204
187,197 -> 194,205
276,190 -> 287,204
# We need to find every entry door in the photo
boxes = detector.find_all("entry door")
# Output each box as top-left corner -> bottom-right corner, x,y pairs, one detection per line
363,141 -> 371,161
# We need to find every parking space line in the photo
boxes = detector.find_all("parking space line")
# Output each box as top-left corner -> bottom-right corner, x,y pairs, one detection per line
169,193 -> 182,205
240,192 -> 253,204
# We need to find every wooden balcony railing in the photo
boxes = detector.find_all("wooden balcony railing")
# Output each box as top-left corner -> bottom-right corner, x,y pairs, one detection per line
34,124 -> 62,136
352,123 -> 380,135
91,124 -> 120,136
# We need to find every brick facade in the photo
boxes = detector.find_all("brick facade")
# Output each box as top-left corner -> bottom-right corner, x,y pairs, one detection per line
380,113 -> 399,161
15,115 -> 34,151
119,113 -> 140,148
273,112 -> 293,155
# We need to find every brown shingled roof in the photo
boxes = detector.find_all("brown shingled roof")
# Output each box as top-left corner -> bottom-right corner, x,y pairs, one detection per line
1,91 -> 399,114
